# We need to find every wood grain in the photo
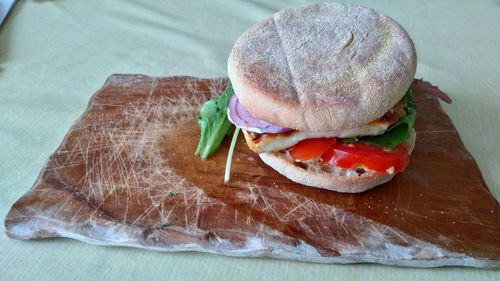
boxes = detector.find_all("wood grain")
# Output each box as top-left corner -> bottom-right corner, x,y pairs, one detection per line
4,74 -> 500,267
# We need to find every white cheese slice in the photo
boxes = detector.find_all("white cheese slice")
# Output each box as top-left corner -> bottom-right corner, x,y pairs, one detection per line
243,102 -> 405,153
243,122 -> 389,153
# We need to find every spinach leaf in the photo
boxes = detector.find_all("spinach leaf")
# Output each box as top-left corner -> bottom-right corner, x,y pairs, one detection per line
195,82 -> 235,159
358,89 -> 417,148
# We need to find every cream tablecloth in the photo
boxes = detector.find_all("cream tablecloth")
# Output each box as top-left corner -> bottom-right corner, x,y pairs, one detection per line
1,0 -> 499,280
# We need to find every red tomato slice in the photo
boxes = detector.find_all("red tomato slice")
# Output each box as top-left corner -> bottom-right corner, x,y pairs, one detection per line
321,142 -> 409,174
288,138 -> 336,161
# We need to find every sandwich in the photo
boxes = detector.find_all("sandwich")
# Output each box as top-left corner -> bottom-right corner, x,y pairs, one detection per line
196,2 -> 418,193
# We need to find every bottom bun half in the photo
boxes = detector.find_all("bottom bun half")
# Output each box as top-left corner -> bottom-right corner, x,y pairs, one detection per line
258,130 -> 416,193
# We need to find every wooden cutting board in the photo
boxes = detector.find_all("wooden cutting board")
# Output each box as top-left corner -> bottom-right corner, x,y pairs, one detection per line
4,74 -> 500,267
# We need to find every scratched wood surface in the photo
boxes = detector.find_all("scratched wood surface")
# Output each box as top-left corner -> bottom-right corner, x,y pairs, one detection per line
4,75 -> 500,267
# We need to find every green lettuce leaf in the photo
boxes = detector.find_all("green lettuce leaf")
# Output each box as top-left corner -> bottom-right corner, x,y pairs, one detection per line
356,88 -> 417,148
194,82 -> 235,159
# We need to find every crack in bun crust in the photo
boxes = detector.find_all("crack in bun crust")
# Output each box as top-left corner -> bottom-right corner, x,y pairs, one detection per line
228,2 -> 416,131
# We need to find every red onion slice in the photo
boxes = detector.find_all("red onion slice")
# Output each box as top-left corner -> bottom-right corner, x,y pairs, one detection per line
227,95 -> 292,134
412,79 -> 452,104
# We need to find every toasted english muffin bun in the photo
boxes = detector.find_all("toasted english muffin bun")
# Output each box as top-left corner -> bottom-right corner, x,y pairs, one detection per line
258,130 -> 416,193
228,2 -> 416,131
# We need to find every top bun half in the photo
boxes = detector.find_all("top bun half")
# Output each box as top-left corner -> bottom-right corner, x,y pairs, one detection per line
228,2 -> 416,131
